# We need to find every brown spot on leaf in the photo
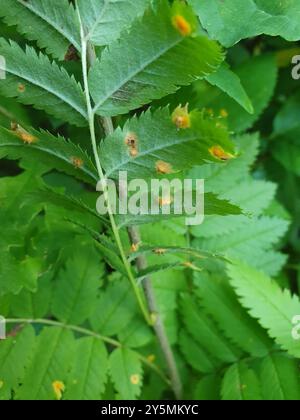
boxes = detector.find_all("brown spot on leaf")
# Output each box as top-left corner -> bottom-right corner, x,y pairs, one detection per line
172,104 -> 191,129
11,123 -> 38,144
64,45 -> 79,61
125,132 -> 139,158
209,146 -> 234,161
71,156 -> 84,169
17,83 -> 26,93
153,248 -> 167,255
155,160 -> 173,175
130,243 -> 140,253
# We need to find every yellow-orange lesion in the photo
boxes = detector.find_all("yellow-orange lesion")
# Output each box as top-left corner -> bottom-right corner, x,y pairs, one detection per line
172,15 -> 192,36
209,145 -> 234,161
155,160 -> 173,175
71,156 -> 84,169
172,105 -> 191,129
11,122 -> 38,144
130,374 -> 140,385
52,380 -> 65,400
125,132 -> 139,158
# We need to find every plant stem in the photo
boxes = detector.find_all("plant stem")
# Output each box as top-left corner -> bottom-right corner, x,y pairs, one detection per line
78,13 -> 151,325
5,318 -> 169,384
77,8 -> 182,399
127,226 -> 183,400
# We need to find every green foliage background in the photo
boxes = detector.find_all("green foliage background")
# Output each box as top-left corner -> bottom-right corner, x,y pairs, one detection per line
0,0 -> 299,401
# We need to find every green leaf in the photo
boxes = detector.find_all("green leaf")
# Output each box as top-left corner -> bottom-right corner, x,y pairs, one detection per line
0,165 -> 45,224
52,246 -> 104,325
10,274 -> 53,319
194,272 -> 272,358
179,330 -> 220,373
221,362 -> 262,401
259,354 -> 300,401
180,294 -> 240,364
128,245 -> 225,264
101,108 -> 235,180
272,127 -> 300,177
89,278 -> 137,336
0,126 -> 96,184
0,39 -> 87,126
118,319 -> 153,349
195,55 -> 278,132
17,327 -> 75,400
194,217 -> 289,275
65,337 -> 108,400
221,180 -> 277,216
0,0 -> 80,60
193,375 -> 221,400
78,0 -> 149,46
191,0 -> 300,47
0,229 -> 44,296
89,0 -> 223,116
27,189 -> 107,227
109,348 -> 143,400
116,192 -> 241,228
206,63 -> 253,113
0,326 -> 36,400
227,261 -> 300,358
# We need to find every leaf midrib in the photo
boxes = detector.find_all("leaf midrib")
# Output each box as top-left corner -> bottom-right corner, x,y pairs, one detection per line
104,131 -> 211,176
0,59 -> 87,119
17,0 -> 81,51
0,141 -> 97,182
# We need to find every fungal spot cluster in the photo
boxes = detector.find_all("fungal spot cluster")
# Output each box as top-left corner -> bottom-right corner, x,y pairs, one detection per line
11,122 -> 38,144
155,160 -> 173,175
153,248 -> 167,256
209,145 -> 234,161
71,156 -> 84,169
130,243 -> 140,253
172,104 -> 191,129
125,132 -> 139,158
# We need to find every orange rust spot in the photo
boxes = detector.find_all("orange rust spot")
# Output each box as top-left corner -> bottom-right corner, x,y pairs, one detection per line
11,123 -> 38,144
19,132 -> 37,144
130,374 -> 140,385
131,243 -> 140,253
125,132 -> 139,158
155,160 -> 173,175
172,15 -> 192,36
209,146 -> 234,161
172,105 -> 191,129
17,83 -> 26,93
52,381 -> 65,401
158,195 -> 173,207
71,156 -> 84,169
